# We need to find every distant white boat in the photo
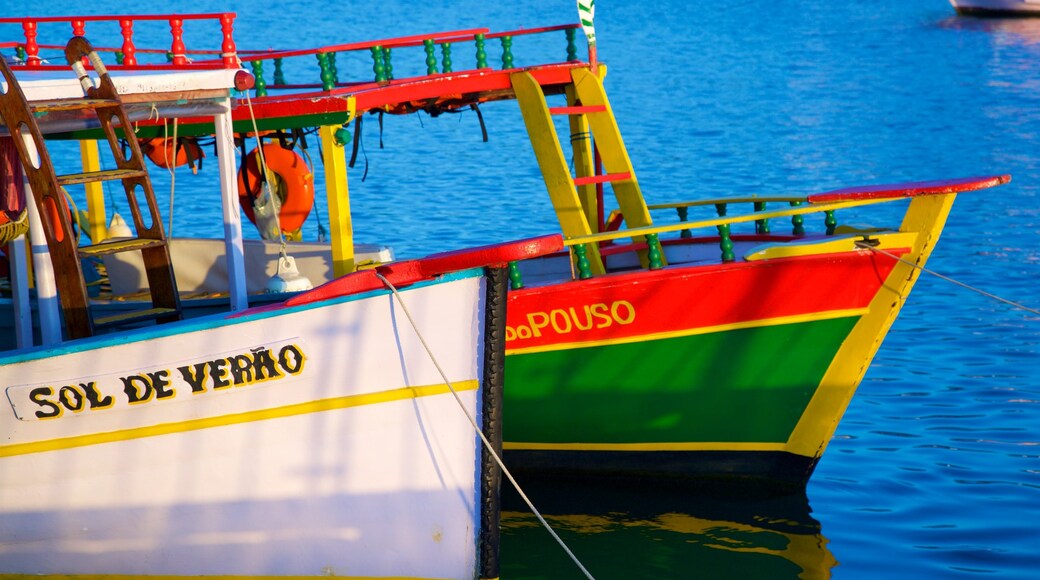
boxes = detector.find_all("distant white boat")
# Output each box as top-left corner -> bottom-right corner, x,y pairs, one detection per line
950,0 -> 1040,15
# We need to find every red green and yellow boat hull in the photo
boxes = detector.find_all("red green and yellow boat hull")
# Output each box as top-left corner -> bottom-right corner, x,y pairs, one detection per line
501,192 -> 963,486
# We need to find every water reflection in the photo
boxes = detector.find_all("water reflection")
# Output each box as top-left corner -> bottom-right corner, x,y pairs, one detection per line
938,14 -> 1040,46
501,478 -> 836,579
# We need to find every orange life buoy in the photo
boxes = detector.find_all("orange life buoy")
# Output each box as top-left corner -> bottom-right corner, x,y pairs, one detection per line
237,143 -> 314,236
141,137 -> 204,171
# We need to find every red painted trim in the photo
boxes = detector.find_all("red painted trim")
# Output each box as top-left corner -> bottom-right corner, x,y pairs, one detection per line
548,105 -> 606,115
284,260 -> 427,308
573,172 -> 630,187
808,175 -> 1011,204
419,234 -> 564,276
238,29 -> 491,62
283,235 -> 563,308
0,14 -> 234,23
485,24 -> 580,39
506,249 -> 907,350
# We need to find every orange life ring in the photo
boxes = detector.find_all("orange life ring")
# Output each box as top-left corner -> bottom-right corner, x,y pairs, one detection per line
237,143 -> 314,236
141,137 -> 204,171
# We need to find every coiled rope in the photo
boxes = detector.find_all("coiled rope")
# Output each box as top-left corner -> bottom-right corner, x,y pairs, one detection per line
854,240 -> 1040,316
374,271 -> 596,580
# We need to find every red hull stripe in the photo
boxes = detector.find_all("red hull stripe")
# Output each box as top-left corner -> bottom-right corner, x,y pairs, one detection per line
808,174 -> 1010,203
505,251 -> 901,350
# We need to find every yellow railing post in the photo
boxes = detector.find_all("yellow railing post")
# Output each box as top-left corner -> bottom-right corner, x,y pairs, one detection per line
319,124 -> 355,277
79,140 -> 107,243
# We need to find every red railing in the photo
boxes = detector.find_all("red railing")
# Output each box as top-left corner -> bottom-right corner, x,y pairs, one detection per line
0,13 -> 239,68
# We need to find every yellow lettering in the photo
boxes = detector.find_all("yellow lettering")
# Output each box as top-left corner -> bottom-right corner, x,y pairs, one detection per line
526,312 -> 550,338
550,309 -> 572,333
591,303 -> 612,328
612,300 -> 636,325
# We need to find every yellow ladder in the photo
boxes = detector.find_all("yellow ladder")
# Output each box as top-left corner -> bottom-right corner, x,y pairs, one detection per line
511,66 -> 656,274
0,37 -> 182,340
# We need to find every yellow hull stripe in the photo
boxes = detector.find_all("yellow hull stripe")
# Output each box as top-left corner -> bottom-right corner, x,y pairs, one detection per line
504,441 -> 790,452
0,380 -> 479,458
505,308 -> 868,356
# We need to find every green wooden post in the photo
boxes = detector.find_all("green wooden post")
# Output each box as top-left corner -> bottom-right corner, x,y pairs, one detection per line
715,203 -> 728,217
677,206 -> 692,239
329,52 -> 339,84
475,33 -> 487,69
317,52 -> 336,91
423,39 -> 438,74
574,244 -> 593,279
115,50 -> 124,65
566,28 -> 577,62
166,51 -> 174,63
16,46 -> 26,62
754,201 -> 770,234
441,42 -> 453,73
370,46 -> 387,82
825,210 -> 837,235
382,47 -> 393,80
509,261 -> 524,290
273,57 -> 286,85
500,36 -> 513,69
717,224 -> 735,262
250,60 -> 268,97
790,200 -> 805,236
646,234 -> 664,270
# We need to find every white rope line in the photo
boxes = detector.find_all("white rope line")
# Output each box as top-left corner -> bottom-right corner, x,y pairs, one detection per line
855,241 -> 1040,316
243,90 -> 287,246
164,118 -> 178,237
374,271 -> 596,580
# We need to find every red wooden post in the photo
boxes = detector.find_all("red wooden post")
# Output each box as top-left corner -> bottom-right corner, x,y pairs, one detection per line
22,21 -> 40,67
120,19 -> 137,66
220,14 -> 238,68
169,18 -> 186,65
72,20 -> 89,66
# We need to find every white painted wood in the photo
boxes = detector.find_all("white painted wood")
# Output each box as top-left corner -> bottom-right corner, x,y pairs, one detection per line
0,272 -> 489,577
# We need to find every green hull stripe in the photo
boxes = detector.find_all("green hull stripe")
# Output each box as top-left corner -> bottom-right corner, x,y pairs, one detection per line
503,316 -> 858,445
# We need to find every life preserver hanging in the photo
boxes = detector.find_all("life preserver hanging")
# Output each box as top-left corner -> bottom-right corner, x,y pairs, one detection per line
237,143 -> 315,237
141,137 -> 205,172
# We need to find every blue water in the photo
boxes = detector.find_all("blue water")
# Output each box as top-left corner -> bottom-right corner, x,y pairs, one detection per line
3,0 -> 1040,577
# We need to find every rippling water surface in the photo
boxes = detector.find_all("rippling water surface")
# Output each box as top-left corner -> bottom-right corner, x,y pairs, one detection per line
4,0 -> 1039,577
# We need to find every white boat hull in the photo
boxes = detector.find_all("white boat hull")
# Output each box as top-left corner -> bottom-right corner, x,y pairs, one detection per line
0,269 -> 494,578
950,0 -> 1040,15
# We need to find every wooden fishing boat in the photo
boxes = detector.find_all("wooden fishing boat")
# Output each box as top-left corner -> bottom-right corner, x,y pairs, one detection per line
1,14 -> 1012,488
950,0 -> 1040,16
0,32 -> 567,578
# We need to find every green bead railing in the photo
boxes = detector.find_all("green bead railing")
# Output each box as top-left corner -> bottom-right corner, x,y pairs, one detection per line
645,196 -> 845,262
370,45 -> 387,82
441,42 -> 453,73
508,261 -> 524,290
646,234 -> 664,270
501,36 -> 514,69
754,201 -> 770,234
423,38 -> 438,74
475,33 -> 487,68
273,57 -> 285,85
251,60 -> 267,96
231,24 -> 587,99
573,244 -> 593,280
790,201 -> 805,236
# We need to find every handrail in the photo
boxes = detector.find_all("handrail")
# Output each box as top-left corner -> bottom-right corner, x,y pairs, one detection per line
566,195 -> 902,247
0,13 -> 238,68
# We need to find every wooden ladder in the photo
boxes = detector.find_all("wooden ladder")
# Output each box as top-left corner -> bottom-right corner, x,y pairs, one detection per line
0,36 -> 182,340
510,66 -> 658,274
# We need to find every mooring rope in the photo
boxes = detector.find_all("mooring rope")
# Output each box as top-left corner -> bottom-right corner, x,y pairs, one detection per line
855,241 -> 1040,316
374,271 -> 596,580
